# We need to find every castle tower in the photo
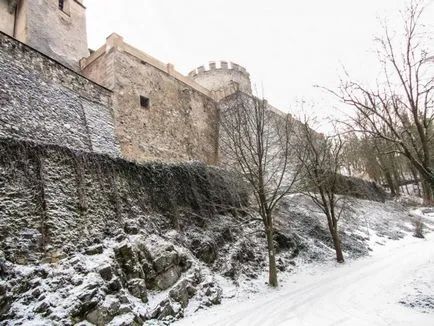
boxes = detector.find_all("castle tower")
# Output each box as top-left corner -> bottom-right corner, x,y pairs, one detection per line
0,0 -> 89,70
188,61 -> 252,100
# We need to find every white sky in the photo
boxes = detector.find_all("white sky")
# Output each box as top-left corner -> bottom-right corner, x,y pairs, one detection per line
86,0 -> 434,119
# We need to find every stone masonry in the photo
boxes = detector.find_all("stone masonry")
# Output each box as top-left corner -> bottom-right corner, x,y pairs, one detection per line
81,34 -> 220,164
0,31 -> 120,157
189,61 -> 253,100
0,1 -> 283,165
0,0 -> 89,70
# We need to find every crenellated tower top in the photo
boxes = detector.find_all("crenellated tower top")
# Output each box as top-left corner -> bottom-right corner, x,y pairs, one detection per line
188,61 -> 252,100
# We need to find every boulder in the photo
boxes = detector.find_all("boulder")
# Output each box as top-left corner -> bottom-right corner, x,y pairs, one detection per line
203,282 -> 222,305
233,242 -> 255,263
148,299 -> 178,320
72,279 -> 104,318
0,283 -> 11,316
191,238 -> 217,264
155,266 -> 182,290
86,296 -> 120,326
34,300 -> 50,314
108,312 -> 142,326
98,265 -> 113,281
114,243 -> 135,263
221,227 -> 234,242
107,278 -> 122,293
153,250 -> 179,274
114,242 -> 145,280
127,278 -> 148,303
139,241 -> 190,290
124,221 -> 140,235
85,244 -> 103,255
169,279 -> 197,308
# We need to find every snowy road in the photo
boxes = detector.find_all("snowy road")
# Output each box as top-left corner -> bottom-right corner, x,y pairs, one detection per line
174,234 -> 434,326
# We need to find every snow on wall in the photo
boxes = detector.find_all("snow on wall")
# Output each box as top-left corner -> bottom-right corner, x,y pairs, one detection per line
0,31 -> 120,158
0,138 -> 248,265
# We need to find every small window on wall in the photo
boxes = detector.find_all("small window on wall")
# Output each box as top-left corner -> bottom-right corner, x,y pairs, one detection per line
59,0 -> 70,15
140,96 -> 150,109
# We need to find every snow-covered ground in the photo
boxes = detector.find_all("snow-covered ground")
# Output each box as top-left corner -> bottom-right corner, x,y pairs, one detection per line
3,195 -> 433,325
174,222 -> 434,325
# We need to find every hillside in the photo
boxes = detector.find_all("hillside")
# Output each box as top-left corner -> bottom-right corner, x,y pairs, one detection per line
175,212 -> 434,326
1,140 -> 432,325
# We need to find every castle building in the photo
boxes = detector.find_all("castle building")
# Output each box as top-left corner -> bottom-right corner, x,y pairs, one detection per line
0,0 -> 277,164
80,34 -> 221,164
0,0 -> 88,70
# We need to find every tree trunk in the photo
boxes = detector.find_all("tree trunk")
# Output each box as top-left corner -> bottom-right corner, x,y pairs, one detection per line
331,227 -> 344,263
325,210 -> 344,263
383,170 -> 398,196
265,225 -> 278,287
399,169 -> 410,195
403,151 -> 433,202
391,159 -> 401,196
409,166 -> 421,197
422,179 -> 434,205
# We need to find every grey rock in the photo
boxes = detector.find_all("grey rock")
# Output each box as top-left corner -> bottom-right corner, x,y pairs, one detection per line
179,255 -> 192,272
153,251 -> 179,273
233,242 -> 255,263
221,227 -> 234,242
149,299 -> 176,320
114,242 -> 145,280
114,243 -> 134,262
34,300 -> 50,314
127,278 -> 148,303
107,278 -> 122,293
110,312 -> 143,326
98,265 -> 113,281
124,221 -> 140,235
155,266 -> 182,290
0,283 -> 6,296
86,298 -> 120,326
169,279 -> 197,308
31,287 -> 42,299
191,238 -> 217,264
85,244 -> 103,255
203,282 -> 222,305
73,280 -> 104,318
0,283 -> 11,316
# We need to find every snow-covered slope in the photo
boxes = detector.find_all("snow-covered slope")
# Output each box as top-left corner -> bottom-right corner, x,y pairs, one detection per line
1,194 -> 432,325
174,208 -> 434,326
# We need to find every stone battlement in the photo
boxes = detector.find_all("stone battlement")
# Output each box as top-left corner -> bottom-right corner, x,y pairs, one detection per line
80,33 -> 215,100
188,61 -> 249,77
189,60 -> 252,95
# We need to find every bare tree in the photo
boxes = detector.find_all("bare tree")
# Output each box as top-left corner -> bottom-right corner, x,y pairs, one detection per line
331,0 -> 434,203
293,120 -> 345,263
219,92 -> 301,287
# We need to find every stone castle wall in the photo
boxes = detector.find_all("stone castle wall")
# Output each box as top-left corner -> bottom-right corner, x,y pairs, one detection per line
0,0 -> 14,36
0,32 -> 120,157
0,138 -> 247,264
17,0 -> 89,70
81,35 -> 220,164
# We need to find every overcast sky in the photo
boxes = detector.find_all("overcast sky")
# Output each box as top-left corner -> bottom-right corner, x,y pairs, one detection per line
86,0 -> 433,118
